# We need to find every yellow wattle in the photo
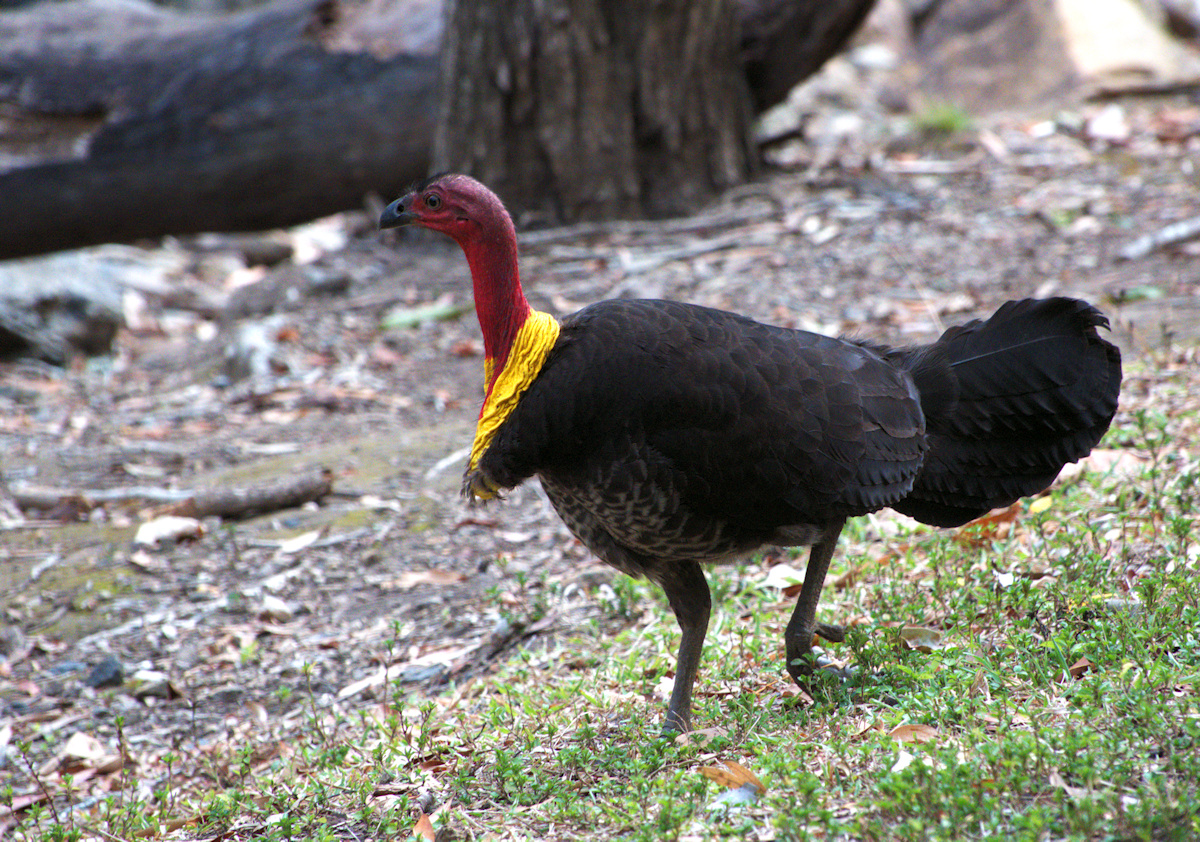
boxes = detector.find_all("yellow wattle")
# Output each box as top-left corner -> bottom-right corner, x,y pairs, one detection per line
468,309 -> 560,489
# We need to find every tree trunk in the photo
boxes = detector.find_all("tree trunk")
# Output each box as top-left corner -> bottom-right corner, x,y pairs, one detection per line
433,0 -> 757,225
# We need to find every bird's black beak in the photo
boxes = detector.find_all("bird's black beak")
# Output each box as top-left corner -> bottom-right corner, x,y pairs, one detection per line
379,195 -> 415,229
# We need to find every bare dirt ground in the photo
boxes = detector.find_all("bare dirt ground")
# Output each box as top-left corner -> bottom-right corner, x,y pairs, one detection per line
2,92 -> 1199,827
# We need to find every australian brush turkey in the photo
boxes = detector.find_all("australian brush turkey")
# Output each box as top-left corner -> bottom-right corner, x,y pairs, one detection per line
380,173 -> 1122,733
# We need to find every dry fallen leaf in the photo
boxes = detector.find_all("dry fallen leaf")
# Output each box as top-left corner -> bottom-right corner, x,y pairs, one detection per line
888,723 -> 938,744
699,760 -> 767,795
1065,657 -> 1096,681
850,719 -> 884,740
413,811 -> 435,841
277,529 -> 321,554
40,731 -> 126,776
968,669 -> 991,700
762,563 -> 806,591
899,626 -> 945,654
956,503 -> 1021,545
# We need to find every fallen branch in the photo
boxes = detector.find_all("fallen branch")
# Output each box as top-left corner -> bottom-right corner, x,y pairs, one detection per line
163,468 -> 333,520
10,468 -> 333,521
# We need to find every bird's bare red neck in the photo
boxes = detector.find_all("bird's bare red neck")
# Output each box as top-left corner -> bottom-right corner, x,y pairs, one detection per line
461,227 -> 529,380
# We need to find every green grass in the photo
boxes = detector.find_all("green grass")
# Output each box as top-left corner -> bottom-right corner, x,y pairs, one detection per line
910,102 -> 974,138
7,351 -> 1199,841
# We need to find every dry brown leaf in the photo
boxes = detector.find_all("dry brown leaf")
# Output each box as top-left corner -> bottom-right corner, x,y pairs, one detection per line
850,719 -> 884,740
699,760 -> 767,794
899,626 -> 945,654
414,811 -> 436,841
968,669 -> 991,700
1064,657 -> 1096,681
61,731 -> 106,762
956,502 -> 1022,545
418,755 -> 450,775
40,731 -> 126,776
888,723 -> 938,744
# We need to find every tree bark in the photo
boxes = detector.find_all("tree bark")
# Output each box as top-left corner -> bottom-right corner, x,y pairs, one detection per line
0,0 -> 874,258
434,0 -> 757,225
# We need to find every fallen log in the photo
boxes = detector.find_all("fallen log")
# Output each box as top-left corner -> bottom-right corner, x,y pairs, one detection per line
0,0 -> 873,259
0,0 -> 438,259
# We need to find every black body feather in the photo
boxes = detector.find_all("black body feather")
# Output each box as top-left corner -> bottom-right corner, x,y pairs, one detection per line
479,297 -> 1119,550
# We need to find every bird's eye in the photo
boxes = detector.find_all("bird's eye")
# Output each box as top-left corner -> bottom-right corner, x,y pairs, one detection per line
424,193 -> 441,209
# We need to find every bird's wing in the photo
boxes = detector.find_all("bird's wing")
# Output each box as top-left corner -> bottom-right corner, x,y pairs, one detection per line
478,300 -> 926,532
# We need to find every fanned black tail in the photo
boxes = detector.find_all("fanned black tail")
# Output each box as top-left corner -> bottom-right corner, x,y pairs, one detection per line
891,297 -> 1122,528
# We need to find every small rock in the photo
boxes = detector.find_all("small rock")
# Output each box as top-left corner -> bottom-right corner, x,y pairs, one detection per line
133,515 -> 204,548
259,594 -> 294,623
1086,104 -> 1130,144
132,669 -> 183,701
48,660 -> 87,677
0,624 -> 27,658
84,655 -> 125,689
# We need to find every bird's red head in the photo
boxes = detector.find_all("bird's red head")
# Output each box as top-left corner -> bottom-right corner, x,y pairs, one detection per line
379,173 -> 514,249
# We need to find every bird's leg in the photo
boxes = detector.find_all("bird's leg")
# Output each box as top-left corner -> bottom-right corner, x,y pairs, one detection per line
785,518 -> 847,688
654,560 -> 711,734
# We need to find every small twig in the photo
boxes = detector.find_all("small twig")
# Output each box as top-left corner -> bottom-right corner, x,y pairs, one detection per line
1088,78 -> 1200,101
872,149 -> 986,175
614,230 -> 779,275
1118,214 -> 1200,261
18,746 -> 63,829
546,228 -> 779,277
